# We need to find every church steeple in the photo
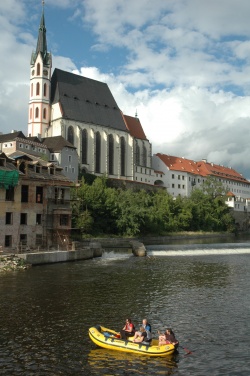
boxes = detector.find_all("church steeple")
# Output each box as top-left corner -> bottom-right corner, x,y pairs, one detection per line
28,2 -> 52,138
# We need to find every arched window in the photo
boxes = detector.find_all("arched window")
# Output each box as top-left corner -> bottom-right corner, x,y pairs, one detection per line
43,108 -> 46,119
120,137 -> 126,176
43,83 -> 47,97
81,129 -> 88,164
67,126 -> 74,145
136,142 -> 140,165
108,134 -> 114,175
35,107 -> 39,118
36,82 -> 40,96
30,108 -> 32,119
37,63 -> 40,76
31,83 -> 33,97
142,144 -> 147,167
95,131 -> 101,173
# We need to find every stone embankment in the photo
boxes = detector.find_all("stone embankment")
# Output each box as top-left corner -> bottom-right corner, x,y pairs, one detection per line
0,255 -> 31,272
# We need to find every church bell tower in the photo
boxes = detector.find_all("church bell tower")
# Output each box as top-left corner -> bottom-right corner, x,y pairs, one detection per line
28,3 -> 52,138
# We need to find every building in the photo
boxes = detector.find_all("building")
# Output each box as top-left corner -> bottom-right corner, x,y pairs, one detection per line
0,152 -> 72,252
28,7 -> 154,184
152,153 -> 250,204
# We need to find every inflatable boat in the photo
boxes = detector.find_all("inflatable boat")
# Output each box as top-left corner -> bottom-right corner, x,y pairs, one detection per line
88,325 -> 176,357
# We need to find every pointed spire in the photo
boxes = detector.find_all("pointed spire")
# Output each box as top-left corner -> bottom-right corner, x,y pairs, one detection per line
35,1 -> 48,62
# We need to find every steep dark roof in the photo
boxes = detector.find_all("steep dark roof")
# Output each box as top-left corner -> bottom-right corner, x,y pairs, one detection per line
42,136 -> 76,152
0,131 -> 26,143
51,68 -> 128,132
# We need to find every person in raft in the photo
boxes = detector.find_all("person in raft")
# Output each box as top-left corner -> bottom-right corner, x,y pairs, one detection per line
133,318 -> 152,343
120,318 -> 135,340
158,328 -> 179,347
133,326 -> 149,344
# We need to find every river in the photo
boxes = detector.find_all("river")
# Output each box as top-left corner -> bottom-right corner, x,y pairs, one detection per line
0,240 -> 250,375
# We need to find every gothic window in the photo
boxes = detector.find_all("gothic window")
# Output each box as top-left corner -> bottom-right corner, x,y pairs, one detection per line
81,129 -> 88,164
142,144 -> 147,167
35,107 -> 39,118
120,136 -> 126,177
43,108 -> 46,119
30,108 -> 32,119
31,83 -> 33,97
44,83 -> 47,97
37,63 -> 40,76
108,134 -> 114,175
95,131 -> 101,173
67,126 -> 74,145
36,82 -> 40,96
136,142 -> 140,165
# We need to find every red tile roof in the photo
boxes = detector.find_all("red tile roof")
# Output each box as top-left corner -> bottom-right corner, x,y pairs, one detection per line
123,115 -> 148,140
156,153 -> 250,184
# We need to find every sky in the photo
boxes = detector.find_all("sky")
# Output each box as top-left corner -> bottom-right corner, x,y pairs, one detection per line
1,0 -> 250,178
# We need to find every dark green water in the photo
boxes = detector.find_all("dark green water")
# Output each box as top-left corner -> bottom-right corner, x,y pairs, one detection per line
0,245 -> 250,375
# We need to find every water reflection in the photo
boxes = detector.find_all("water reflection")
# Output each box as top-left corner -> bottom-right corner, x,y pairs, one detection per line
87,348 -> 178,375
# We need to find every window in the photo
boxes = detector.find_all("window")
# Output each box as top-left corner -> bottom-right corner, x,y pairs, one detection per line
35,107 -> 39,118
51,154 -> 55,161
36,82 -> 40,95
60,215 -> 69,226
20,234 -> 27,246
6,187 -> 14,201
43,108 -> 46,119
172,184 -> 175,188
5,235 -> 12,247
108,134 -> 114,175
68,155 -> 72,162
65,166 -> 68,172
55,188 -> 65,204
36,234 -> 43,246
72,167 -> 75,173
136,143 -> 140,165
67,126 -> 74,145
44,83 -> 47,97
30,108 -> 32,119
178,184 -> 181,189
36,214 -> 42,225
172,174 -> 174,179
36,186 -> 43,203
19,143 -> 23,148
37,63 -> 40,75
21,185 -> 29,202
178,175 -> 181,180
182,185 -> 185,189
120,137 -> 126,176
81,129 -> 88,164
95,131 -> 101,173
182,176 -> 185,180
6,212 -> 13,225
31,83 -> 33,96
20,213 -> 27,225
142,145 -> 147,167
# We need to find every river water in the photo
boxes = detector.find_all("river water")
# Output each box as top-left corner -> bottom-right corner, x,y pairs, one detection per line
0,241 -> 250,375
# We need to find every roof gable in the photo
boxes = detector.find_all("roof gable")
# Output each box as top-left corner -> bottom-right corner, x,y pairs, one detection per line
123,115 -> 148,140
42,136 -> 76,152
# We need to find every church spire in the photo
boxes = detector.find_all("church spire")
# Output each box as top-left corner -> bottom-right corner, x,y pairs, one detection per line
36,2 -> 47,61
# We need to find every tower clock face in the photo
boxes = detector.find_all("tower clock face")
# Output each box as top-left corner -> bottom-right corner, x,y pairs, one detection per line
43,70 -> 48,76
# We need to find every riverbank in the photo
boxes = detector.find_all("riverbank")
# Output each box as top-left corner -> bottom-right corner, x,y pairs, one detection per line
0,255 -> 31,272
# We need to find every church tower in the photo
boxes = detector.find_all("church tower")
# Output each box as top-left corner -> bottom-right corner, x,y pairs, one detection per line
28,3 -> 52,138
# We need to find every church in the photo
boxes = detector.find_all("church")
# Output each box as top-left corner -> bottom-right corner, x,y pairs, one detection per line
28,6 -> 155,185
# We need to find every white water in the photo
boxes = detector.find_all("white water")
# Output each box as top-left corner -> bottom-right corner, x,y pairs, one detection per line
146,242 -> 250,256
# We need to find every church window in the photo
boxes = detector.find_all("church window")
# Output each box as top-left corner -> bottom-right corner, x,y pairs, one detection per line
95,131 -> 101,173
67,126 -> 74,145
37,63 -> 40,76
31,83 -> 33,97
81,129 -> 88,164
35,107 -> 39,118
30,108 -> 32,119
44,83 -> 47,97
142,144 -> 147,167
120,137 -> 126,177
43,108 -> 46,119
135,143 -> 140,165
36,82 -> 40,96
108,134 -> 114,175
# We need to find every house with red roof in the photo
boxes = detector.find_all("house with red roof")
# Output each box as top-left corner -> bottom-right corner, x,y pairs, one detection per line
152,153 -> 250,211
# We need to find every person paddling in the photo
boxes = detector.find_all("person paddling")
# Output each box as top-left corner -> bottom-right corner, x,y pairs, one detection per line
158,328 -> 179,348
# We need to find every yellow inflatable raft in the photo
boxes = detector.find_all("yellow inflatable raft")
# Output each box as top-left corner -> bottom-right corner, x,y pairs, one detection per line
88,325 -> 176,357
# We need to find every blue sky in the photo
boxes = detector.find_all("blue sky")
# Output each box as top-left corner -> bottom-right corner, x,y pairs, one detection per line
1,0 -> 250,178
